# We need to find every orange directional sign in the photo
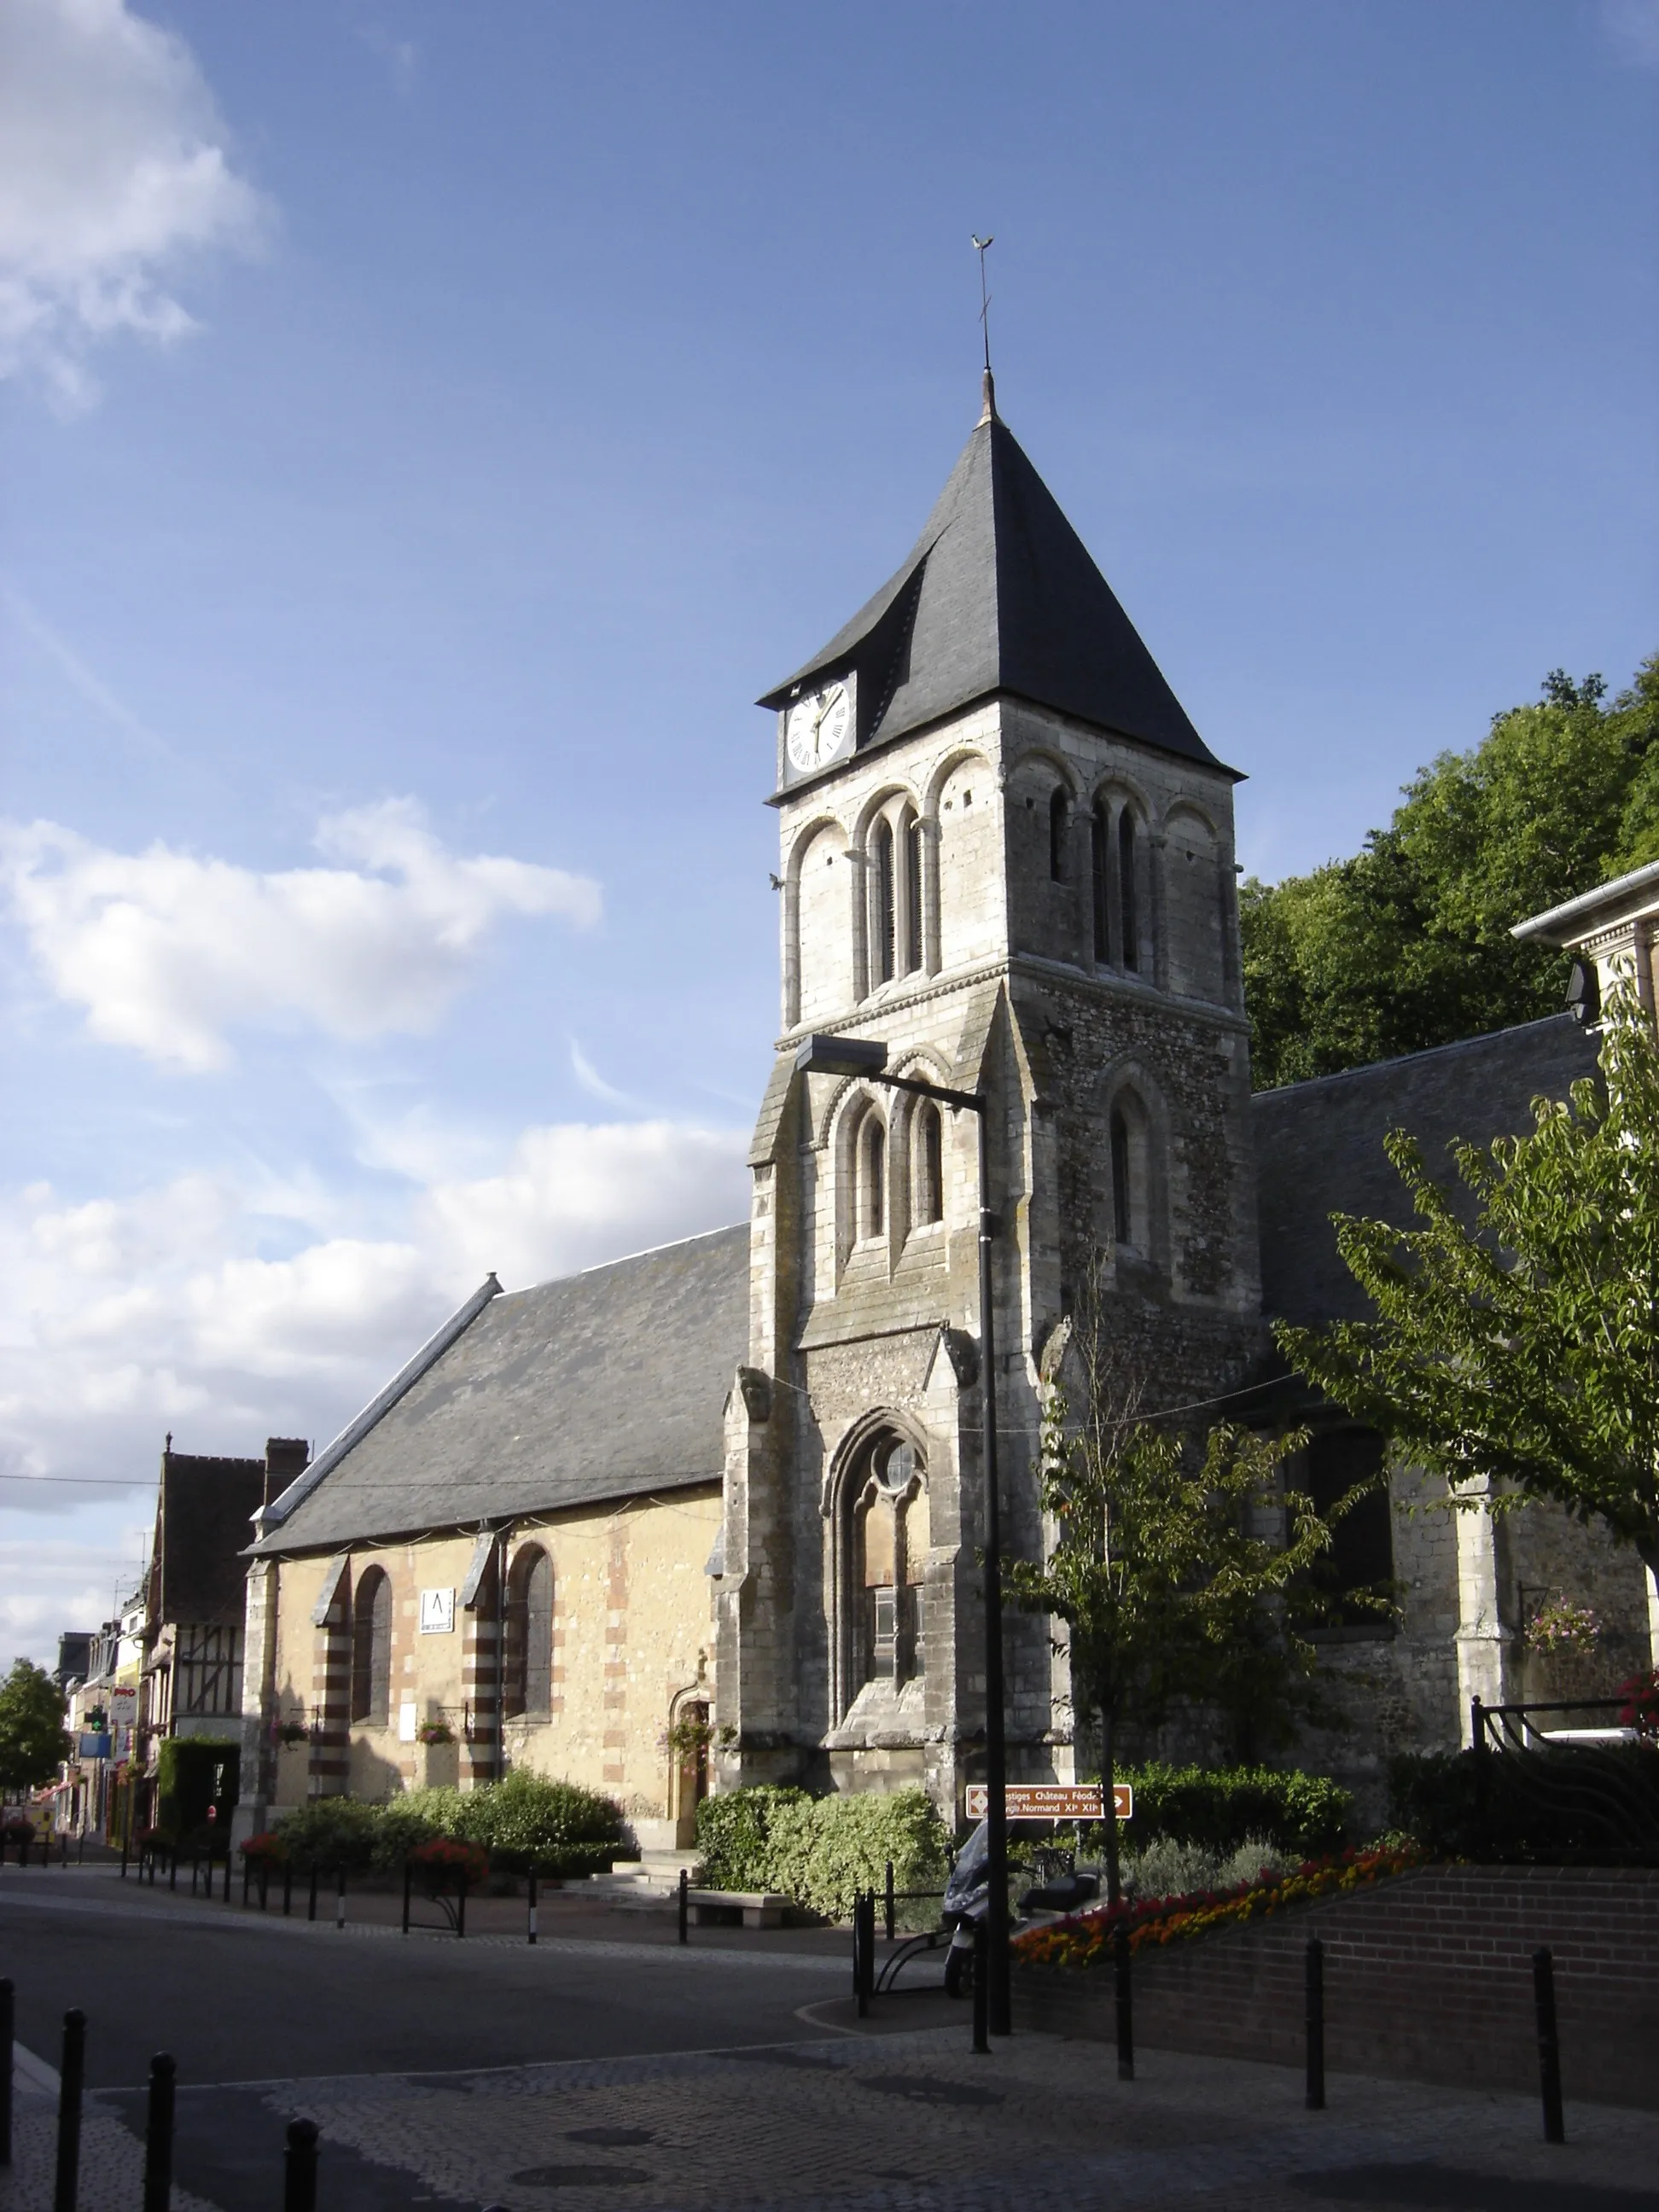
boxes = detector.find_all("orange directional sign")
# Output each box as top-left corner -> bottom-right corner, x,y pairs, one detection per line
963,1783 -> 1132,1821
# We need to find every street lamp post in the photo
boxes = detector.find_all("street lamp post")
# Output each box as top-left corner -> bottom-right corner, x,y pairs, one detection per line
793,1034 -> 1012,2036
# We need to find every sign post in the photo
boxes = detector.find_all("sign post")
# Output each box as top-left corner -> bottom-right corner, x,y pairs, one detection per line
964,1783 -> 1132,1822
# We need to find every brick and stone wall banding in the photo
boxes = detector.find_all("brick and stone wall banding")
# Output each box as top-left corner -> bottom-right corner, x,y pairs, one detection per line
1012,1864 -> 1659,2110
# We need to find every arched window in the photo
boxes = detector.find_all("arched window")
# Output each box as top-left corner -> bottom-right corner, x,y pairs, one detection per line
504,1545 -> 553,1719
1119,808 -> 1140,971
860,1112 -> 886,1239
870,817 -> 895,987
350,1566 -> 391,1726
1302,1429 -> 1394,1631
850,1435 -> 928,1694
1110,1106 -> 1132,1246
913,1101 -> 944,1225
1091,804 -> 1111,962
904,813 -> 923,974
1049,789 -> 1069,882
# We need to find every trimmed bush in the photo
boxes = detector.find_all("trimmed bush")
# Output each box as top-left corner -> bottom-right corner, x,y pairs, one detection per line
1114,1763 -> 1351,1860
274,1773 -> 627,1878
696,1786 -> 949,1922
153,1737 -> 239,1846
1388,1746 -> 1659,1865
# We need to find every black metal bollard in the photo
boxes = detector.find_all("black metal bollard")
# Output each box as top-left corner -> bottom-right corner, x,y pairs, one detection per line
970,1921 -> 990,2055
282,1864 -> 294,1918
120,1828 -> 129,1880
1305,1937 -> 1325,2110
283,2117 -> 319,2212
678,1866 -> 689,1947
168,1850 -> 178,1893
527,1868 -> 538,1946
457,1874 -> 467,1940
143,2052 -> 175,2212
854,1894 -> 870,2018
1,1974 -> 14,2167
222,1852 -> 231,1904
335,1868 -> 346,1930
54,2007 -> 85,2212
242,1854 -> 253,1907
1113,1921 -> 1134,2083
1532,1947 -> 1566,2145
259,1866 -> 270,1913
402,1862 -> 412,1936
885,1859 -> 895,1944
860,1892 -> 878,2016
307,1866 -> 318,1923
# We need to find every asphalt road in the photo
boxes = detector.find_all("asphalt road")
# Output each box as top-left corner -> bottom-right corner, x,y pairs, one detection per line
0,1870 -> 850,2088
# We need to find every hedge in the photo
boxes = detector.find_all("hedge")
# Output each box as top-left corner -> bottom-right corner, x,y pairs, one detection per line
1388,1747 -> 1659,1865
696,1786 -> 949,1922
271,1772 -> 625,1877
1115,1764 -> 1352,1859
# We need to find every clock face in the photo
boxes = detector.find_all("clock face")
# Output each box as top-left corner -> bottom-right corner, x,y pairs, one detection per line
785,680 -> 853,776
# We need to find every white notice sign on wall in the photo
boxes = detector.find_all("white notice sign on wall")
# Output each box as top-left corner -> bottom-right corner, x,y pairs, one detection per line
419,1587 -> 455,1635
398,1702 -> 417,1743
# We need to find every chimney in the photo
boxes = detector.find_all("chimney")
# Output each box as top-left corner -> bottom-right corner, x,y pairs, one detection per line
263,1437 -> 310,1512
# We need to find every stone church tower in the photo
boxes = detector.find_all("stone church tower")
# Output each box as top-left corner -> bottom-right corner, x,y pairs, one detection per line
716,377 -> 1265,1812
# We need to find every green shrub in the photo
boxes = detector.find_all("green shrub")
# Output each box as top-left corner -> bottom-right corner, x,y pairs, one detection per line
271,1796 -> 382,1872
1115,1764 -> 1351,1859
696,1785 -> 812,1891
697,1786 -> 949,1921
153,1738 -> 239,1845
1388,1747 -> 1659,1865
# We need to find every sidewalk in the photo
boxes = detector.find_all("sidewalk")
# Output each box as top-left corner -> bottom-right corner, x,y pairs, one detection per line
5,2023 -> 1655,2212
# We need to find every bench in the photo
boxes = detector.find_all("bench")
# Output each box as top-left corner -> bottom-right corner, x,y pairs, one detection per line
686,1888 -> 792,1930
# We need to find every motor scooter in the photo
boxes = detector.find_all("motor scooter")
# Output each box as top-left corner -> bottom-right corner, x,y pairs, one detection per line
941,1819 -> 1101,1995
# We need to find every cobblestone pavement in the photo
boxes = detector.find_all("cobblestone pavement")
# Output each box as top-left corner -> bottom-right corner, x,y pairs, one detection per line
7,2027 -> 1656,2212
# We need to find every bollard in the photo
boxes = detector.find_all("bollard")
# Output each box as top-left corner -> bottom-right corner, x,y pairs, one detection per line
120,1829 -> 129,1881
335,1868 -> 346,1930
457,1874 -> 467,1940
307,1866 -> 318,1923
853,1895 -> 869,2018
222,1852 -> 231,1904
885,1859 -> 895,1944
242,1854 -> 253,1907
168,1850 -> 178,1894
859,1893 -> 876,2017
678,1866 -> 689,1947
282,1864 -> 294,1918
1305,1938 -> 1325,2110
1113,1920 -> 1134,2083
283,2117 -> 319,2212
970,1921 -> 990,2055
1532,1947 -> 1566,2145
527,1868 -> 538,1946
260,1866 -> 270,1913
402,1862 -> 412,1937
143,2052 -> 175,2212
1,1975 -> 13,2168
54,2007 -> 85,2212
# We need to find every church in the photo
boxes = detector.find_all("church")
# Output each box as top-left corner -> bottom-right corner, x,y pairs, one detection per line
235,375 -> 1654,1846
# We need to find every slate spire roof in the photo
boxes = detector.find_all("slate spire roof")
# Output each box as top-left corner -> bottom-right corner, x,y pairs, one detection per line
760,381 -> 1227,772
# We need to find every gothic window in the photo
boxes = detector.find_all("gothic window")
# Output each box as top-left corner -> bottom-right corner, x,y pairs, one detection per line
850,1436 -> 928,1694
1049,789 -> 1069,882
1091,803 -> 1111,963
504,1545 -> 553,1719
870,817 -> 896,987
859,1110 -> 886,1239
350,1565 -> 392,1726
913,1100 -> 944,1225
1119,806 -> 1140,972
903,812 -> 923,974
1110,1106 -> 1132,1245
1303,1429 -> 1394,1629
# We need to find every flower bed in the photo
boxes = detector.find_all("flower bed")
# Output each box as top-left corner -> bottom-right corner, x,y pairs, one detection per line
238,1831 -> 289,1866
408,1836 -> 489,1890
1011,1842 -> 1425,1970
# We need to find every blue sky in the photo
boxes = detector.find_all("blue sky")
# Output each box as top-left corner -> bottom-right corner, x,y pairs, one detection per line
2,0 -> 1655,1664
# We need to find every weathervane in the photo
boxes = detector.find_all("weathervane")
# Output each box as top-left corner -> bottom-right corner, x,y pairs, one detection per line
972,235 -> 996,421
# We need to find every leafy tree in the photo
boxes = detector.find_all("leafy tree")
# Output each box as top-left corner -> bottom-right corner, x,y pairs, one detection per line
0,1660 -> 69,1792
1002,1285 -> 1381,1901
1243,655 -> 1659,1090
1277,989 -> 1659,1575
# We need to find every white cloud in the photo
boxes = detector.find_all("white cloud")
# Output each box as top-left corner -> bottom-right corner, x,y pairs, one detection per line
0,1112 -> 750,1661
0,799 -> 602,1071
1602,0 -> 1659,67
0,0 -> 268,407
